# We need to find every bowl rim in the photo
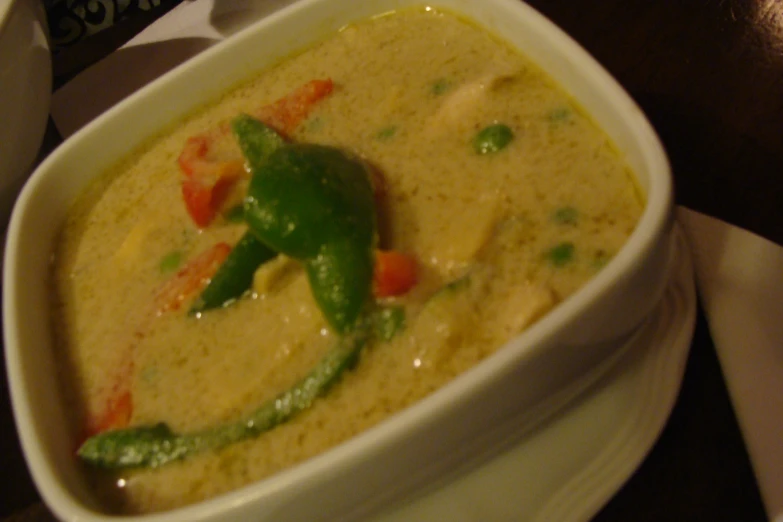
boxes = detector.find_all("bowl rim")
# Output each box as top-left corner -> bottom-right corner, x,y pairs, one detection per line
3,0 -> 673,520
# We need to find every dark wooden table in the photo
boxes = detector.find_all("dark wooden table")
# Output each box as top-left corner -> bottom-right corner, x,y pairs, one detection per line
2,0 -> 779,520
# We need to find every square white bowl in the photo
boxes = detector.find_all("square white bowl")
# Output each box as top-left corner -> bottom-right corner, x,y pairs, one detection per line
3,0 -> 673,520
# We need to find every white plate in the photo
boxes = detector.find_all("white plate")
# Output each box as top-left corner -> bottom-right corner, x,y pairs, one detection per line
368,225 -> 696,522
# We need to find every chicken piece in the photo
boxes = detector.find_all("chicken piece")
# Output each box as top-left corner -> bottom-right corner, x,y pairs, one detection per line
491,283 -> 557,337
407,267 -> 491,370
427,191 -> 500,277
407,279 -> 476,370
112,220 -> 153,269
426,68 -> 521,135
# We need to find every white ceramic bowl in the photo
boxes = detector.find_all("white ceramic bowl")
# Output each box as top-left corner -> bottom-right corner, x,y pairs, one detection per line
3,0 -> 673,520
0,0 -> 50,229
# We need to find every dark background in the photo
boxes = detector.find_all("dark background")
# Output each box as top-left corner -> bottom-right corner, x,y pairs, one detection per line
2,0 -> 780,520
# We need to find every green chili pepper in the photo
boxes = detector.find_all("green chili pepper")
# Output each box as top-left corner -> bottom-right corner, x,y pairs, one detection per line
78,320 -> 372,468
473,123 -> 514,154
189,231 -> 277,314
189,115 -> 286,314
78,119 -> 387,470
372,305 -> 405,341
231,113 -> 286,172
223,204 -> 246,223
305,238 -> 375,333
244,144 -> 376,333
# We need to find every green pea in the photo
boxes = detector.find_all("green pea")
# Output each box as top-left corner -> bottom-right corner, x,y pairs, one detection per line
546,242 -> 575,267
552,206 -> 579,225
140,367 -> 158,383
376,125 -> 397,140
473,124 -> 514,154
158,251 -> 183,274
548,107 -> 572,123
432,78 -> 453,96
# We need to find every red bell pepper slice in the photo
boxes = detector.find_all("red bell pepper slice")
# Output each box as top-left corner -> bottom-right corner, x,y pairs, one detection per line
255,78 -> 334,136
82,243 -> 232,439
177,78 -> 334,228
86,390 -> 133,438
154,242 -> 232,315
178,135 -> 245,228
373,250 -> 418,298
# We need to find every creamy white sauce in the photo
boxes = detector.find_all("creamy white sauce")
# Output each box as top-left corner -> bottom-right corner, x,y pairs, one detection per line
52,8 -> 642,513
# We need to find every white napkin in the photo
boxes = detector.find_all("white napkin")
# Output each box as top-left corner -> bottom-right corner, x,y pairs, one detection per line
678,208 -> 783,520
50,3 -> 783,519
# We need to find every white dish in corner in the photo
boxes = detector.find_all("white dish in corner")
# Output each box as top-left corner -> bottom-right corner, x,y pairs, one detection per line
0,0 -> 51,229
